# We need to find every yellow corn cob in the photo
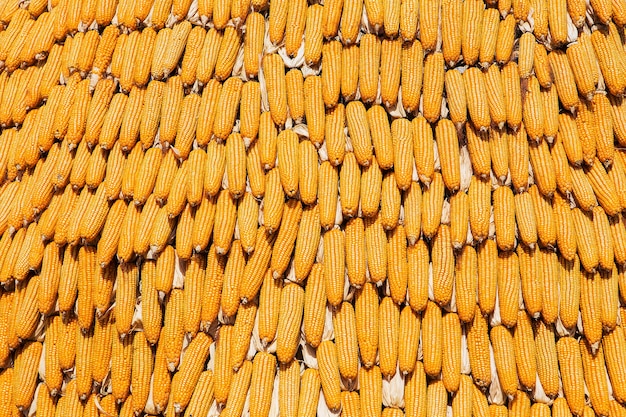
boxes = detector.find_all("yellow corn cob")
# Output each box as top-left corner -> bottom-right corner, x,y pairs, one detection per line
321,227 -> 345,307
75,326 -> 95,402
194,30 -> 221,85
530,141 -> 557,200
262,169 -> 285,234
398,305 -> 421,375
222,133 -> 246,199
363,213 -> 386,283
302,76 -> 324,148
570,207 -> 600,273
600,266 -> 619,331
386,224 -> 407,302
496,14 -> 515,64
377,297 -> 400,379
435,119 -> 461,191
422,300 -> 443,378
223,361 -> 253,417
455,246 -> 478,323
214,324 -> 234,404
501,62 -> 523,130
54,315 -> 77,375
419,172 -> 444,239
479,8 -> 499,67
220,241 -> 245,319
258,270 -> 282,344
111,330 -> 134,403
467,123 -> 492,180
315,340 -> 342,412
184,371 -> 214,417
488,325 -> 518,398
400,182 -> 422,247
534,43 -> 554,86
603,325 -> 626,403
270,198 -> 302,278
351,283 -> 380,370
337,153 -> 360,218
409,116 -> 435,185
303,263 -> 326,348
417,0 -> 440,52
322,104 -> 346,166
340,42 -> 362,100
322,40 -> 342,108
378,38 -> 402,107
276,130 -> 299,198
177,200 -> 199,260
580,269 -> 604,343
303,4 -> 323,66
115,262 -> 138,338
240,12 -> 265,78
496,252 -> 521,327
263,54 -> 288,127
358,34 -> 381,104
293,203 -> 321,281
445,69 -> 468,127
13,275 -> 40,342
183,254 -> 207,337
240,352 -> 274,417
549,50 -> 581,112
452,375 -> 473,417
129,331 -> 153,414
160,289 -> 185,373
298,369 -> 321,417
426,378 -> 447,417
423,52 -> 445,123
381,172 -> 401,229
360,365 -> 383,417
12,341 -> 42,412
610,213 -> 626,265
441,312 -> 462,393
467,306 -> 492,387
170,332 -> 212,414
592,206 -> 615,273
517,33 -> 536,80
283,0 -> 307,56
493,187 -> 515,251
441,0 -> 463,65
405,362 -> 427,417
397,40 -> 424,116
331,302 -> 358,381
239,229 -> 276,303
477,239 -> 503,316
580,339 -> 611,417
284,71 -> 307,126
318,160 -> 339,229
462,0 -> 484,66
214,27 -> 240,82
189,194 -> 216,255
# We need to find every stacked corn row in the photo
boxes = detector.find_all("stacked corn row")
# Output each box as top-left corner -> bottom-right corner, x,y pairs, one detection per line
2,0 -> 626,416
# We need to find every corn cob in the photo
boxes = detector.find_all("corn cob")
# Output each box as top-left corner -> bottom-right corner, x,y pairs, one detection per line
580,339 -> 611,417
398,305 -> 421,375
426,378 -> 447,417
479,8 -> 499,67
258,270 -> 282,344
440,312 -> 462,393
213,324 -> 234,404
298,368 -> 321,417
298,138 -> 319,204
223,361 -> 253,417
422,300 -> 443,378
381,172 -> 401,229
324,104 -> 344,166
405,361 -> 427,417
319,161 -> 339,230
493,186 -> 516,251
317,340 -> 342,411
331,301 -> 359,381
303,263 -> 327,347
435,119 -> 461,192
270,198 -> 302,278
304,5 -> 324,66
322,40 -> 342,108
263,54 -> 288,127
239,230 -> 276,303
171,332 -> 212,413
423,52 -> 445,123
12,341 -> 42,412
183,370 -> 214,417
